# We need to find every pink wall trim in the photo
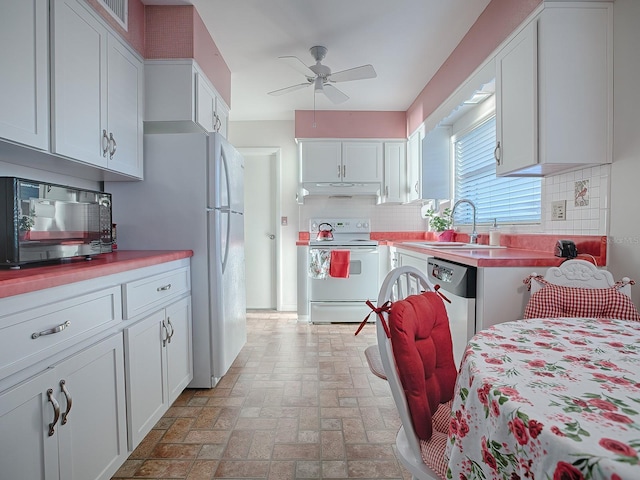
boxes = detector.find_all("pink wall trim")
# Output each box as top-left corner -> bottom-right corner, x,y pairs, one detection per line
193,9 -> 231,107
84,0 -> 145,55
144,6 -> 194,59
142,6 -> 231,108
406,0 -> 541,134
294,110 -> 407,139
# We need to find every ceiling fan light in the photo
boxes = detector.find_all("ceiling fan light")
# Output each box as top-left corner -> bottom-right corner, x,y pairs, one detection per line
314,77 -> 324,92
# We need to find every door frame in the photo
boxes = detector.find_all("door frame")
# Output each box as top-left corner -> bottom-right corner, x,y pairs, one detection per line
238,147 -> 282,310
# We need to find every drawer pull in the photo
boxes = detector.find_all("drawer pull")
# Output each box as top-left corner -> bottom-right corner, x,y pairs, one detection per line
32,321 -> 71,339
157,284 -> 172,292
60,380 -> 72,425
47,388 -> 60,436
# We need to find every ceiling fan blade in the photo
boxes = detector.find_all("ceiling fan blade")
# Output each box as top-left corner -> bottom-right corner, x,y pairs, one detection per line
267,83 -> 311,96
279,55 -> 315,78
329,64 -> 377,83
321,84 -> 349,104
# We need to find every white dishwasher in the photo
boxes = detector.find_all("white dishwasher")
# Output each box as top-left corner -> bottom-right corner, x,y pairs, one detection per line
427,257 -> 476,368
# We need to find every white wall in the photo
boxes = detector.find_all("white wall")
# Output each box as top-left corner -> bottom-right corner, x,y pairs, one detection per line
228,120 -> 298,311
609,0 -> 640,298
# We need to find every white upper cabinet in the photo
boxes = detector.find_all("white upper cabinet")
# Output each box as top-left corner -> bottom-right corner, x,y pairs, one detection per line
421,126 -> 451,200
145,59 -> 230,138
381,141 -> 406,204
405,126 -> 450,202
196,73 -> 229,137
405,130 -> 423,203
51,0 -> 143,178
105,35 -> 144,178
300,141 -> 342,183
0,0 -> 49,150
495,3 -> 612,176
299,140 -> 382,184
342,142 -> 383,183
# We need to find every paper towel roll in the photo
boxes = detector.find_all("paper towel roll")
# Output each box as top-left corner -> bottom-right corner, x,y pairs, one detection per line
34,201 -> 56,218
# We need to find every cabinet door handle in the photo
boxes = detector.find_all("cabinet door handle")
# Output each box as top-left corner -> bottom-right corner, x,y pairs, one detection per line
32,321 -> 71,339
342,165 -> 346,178
385,186 -> 389,197
47,388 -> 60,437
157,283 -> 172,292
102,130 -> 109,157
414,181 -> 419,194
166,317 -> 174,344
60,380 -> 72,425
109,133 -> 117,159
494,141 -> 501,166
162,322 -> 169,347
337,164 -> 341,178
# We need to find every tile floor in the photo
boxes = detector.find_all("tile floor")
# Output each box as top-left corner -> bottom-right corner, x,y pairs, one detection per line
112,311 -> 410,479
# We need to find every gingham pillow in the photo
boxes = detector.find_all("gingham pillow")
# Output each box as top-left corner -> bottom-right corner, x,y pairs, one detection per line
524,282 -> 640,321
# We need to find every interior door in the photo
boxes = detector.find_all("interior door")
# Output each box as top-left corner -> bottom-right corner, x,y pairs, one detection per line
243,152 -> 277,309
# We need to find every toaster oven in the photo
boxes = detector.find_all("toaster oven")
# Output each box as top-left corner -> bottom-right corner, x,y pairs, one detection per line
0,177 -> 113,268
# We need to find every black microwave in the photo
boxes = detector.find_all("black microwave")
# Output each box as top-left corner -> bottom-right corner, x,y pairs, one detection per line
0,177 -> 113,268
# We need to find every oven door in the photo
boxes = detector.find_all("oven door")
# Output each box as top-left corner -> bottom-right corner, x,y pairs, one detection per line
309,246 -> 379,301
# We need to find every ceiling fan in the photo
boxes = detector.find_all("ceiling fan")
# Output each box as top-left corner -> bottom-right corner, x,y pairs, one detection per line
267,46 -> 377,104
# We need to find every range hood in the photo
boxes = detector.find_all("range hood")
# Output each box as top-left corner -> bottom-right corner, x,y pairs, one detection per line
300,182 -> 381,198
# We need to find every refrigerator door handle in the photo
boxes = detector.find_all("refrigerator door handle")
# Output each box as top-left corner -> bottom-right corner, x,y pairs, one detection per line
221,210 -> 231,274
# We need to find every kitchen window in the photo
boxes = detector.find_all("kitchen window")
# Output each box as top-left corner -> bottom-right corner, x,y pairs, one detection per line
453,115 -> 541,225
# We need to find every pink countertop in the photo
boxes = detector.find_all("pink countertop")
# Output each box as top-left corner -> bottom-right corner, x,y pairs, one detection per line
298,232 -> 607,268
0,250 -> 193,299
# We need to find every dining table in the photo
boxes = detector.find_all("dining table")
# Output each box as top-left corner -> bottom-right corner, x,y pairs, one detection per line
446,316 -> 640,480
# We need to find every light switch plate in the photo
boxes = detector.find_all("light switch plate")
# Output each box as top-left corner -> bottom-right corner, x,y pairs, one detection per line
551,200 -> 566,221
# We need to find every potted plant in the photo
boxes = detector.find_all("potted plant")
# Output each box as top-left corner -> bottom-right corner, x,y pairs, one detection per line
18,210 -> 35,240
424,207 -> 455,241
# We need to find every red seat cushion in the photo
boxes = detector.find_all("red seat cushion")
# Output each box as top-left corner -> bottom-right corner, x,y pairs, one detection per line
524,283 -> 640,321
389,291 -> 458,441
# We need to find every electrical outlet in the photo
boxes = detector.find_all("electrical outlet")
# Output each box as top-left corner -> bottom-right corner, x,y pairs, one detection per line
551,200 -> 566,221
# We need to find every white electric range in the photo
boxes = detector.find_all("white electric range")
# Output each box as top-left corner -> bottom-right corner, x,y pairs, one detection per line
307,218 -> 379,323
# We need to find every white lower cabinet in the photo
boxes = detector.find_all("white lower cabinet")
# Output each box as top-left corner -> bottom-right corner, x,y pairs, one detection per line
0,258 -> 192,478
0,333 -> 127,480
125,296 -> 193,449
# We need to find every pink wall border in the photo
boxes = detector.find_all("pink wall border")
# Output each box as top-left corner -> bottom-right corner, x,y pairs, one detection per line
294,110 -> 406,139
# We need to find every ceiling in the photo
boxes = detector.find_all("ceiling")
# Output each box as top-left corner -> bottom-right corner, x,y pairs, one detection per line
143,1 -> 492,122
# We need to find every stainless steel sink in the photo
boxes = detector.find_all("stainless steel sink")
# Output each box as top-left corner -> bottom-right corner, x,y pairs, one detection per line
401,241 -> 506,249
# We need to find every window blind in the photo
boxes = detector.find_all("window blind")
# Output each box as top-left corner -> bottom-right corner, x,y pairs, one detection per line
454,116 -> 541,225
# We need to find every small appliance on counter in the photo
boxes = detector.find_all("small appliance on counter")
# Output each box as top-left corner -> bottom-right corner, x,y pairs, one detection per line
0,177 -> 113,268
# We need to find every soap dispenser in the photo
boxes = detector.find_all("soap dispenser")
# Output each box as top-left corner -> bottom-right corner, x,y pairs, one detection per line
489,218 -> 501,246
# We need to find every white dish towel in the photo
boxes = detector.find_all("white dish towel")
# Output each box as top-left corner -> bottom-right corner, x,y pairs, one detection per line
308,249 -> 330,279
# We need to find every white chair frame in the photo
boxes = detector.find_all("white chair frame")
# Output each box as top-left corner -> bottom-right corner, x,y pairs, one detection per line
375,266 -> 442,480
530,259 -> 632,298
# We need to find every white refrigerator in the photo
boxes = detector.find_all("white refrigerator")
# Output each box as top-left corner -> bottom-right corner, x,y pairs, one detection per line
106,131 -> 247,388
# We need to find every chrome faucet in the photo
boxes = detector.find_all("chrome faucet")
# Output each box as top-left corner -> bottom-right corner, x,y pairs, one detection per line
451,199 -> 478,244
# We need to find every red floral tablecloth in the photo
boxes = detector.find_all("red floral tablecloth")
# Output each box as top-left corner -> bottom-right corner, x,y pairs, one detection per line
446,317 -> 640,480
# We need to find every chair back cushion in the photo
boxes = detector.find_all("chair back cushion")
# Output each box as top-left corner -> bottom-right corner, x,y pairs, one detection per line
524,282 -> 640,321
389,291 -> 457,441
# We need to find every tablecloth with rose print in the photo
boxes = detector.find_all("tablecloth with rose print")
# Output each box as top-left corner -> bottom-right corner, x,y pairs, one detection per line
446,317 -> 640,480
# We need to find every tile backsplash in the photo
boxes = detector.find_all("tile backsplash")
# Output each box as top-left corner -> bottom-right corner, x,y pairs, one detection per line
540,164 -> 609,235
298,164 -> 610,236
